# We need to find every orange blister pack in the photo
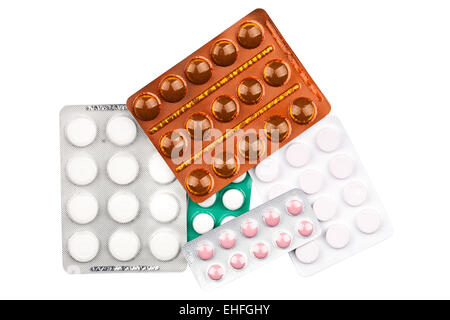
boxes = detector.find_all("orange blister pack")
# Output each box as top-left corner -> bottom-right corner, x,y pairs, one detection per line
126,9 -> 331,203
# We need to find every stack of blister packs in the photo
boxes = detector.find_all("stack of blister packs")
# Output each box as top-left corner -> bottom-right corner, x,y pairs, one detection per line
59,9 -> 392,288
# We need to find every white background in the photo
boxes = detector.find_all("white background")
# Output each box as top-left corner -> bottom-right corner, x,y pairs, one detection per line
0,0 -> 449,299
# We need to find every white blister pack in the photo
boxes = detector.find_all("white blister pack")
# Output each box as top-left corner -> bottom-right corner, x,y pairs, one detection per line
60,105 -> 187,273
250,116 -> 393,276
182,188 -> 321,289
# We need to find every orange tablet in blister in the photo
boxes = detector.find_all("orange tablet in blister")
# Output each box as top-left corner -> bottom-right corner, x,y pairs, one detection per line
126,8 -> 331,203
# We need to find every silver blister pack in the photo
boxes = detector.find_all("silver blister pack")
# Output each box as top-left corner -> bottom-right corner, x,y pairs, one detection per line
60,105 -> 187,273
182,188 -> 321,289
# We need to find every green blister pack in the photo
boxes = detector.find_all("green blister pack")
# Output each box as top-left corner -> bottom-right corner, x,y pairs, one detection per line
187,173 -> 252,241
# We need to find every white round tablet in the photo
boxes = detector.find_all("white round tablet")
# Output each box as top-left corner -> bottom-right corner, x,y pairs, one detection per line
268,184 -> 293,200
254,158 -> 279,182
221,216 -> 235,225
65,116 -> 97,147
313,196 -> 337,222
298,169 -> 323,194
67,231 -> 99,263
67,192 -> 99,224
355,208 -> 381,234
294,241 -> 320,264
316,127 -> 341,152
193,213 -> 215,234
107,152 -> 139,185
149,230 -> 180,261
329,154 -> 354,179
285,142 -> 311,167
232,173 -> 247,183
108,230 -> 141,262
149,193 -> 180,223
222,189 -> 244,211
107,191 -> 140,224
106,116 -> 137,146
342,181 -> 368,206
326,224 -> 350,249
66,155 -> 98,186
148,153 -> 175,184
198,194 -> 217,208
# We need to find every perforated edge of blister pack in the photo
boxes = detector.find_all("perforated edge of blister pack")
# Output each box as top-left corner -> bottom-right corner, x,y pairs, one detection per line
249,115 -> 393,276
182,188 -> 321,289
60,105 -> 187,273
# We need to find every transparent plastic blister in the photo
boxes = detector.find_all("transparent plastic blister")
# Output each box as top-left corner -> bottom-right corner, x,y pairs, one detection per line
249,115 -> 393,276
182,188 -> 321,289
60,105 -> 187,273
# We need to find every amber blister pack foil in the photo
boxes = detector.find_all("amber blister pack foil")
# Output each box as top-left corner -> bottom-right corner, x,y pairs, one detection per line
126,9 -> 331,203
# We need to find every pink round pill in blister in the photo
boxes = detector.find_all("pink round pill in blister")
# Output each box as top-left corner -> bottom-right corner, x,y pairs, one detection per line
275,232 -> 292,248
285,142 -> 311,167
342,181 -> 368,206
263,208 -> 280,227
208,264 -> 224,281
298,220 -> 314,237
316,127 -> 341,152
241,219 -> 258,238
286,199 -> 303,215
313,196 -> 337,222
298,169 -> 323,194
326,224 -> 350,249
294,241 -> 320,264
255,158 -> 279,182
197,242 -> 214,260
355,208 -> 381,234
329,154 -> 354,179
219,230 -> 236,249
229,253 -> 247,270
252,242 -> 269,259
